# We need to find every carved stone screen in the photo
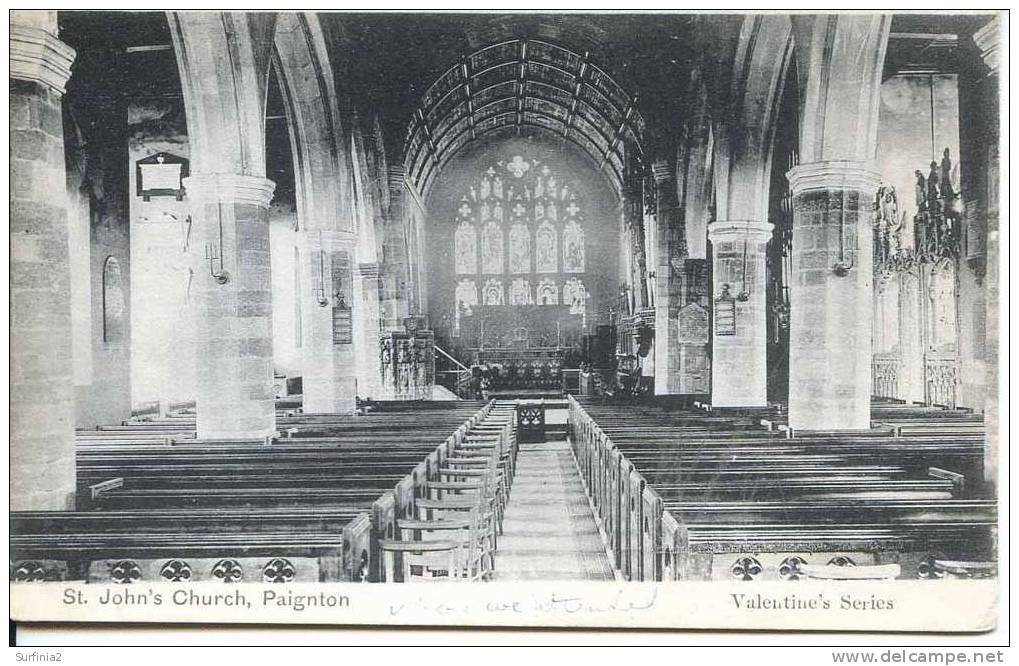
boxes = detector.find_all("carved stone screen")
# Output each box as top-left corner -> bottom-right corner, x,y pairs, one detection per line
427,140 -> 620,356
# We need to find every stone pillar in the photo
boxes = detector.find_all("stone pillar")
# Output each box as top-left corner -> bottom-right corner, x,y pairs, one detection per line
381,166 -> 409,332
10,11 -> 77,510
301,230 -> 358,414
786,162 -> 880,430
707,220 -> 772,407
355,261 -> 383,399
971,17 -> 1000,491
184,174 -> 277,439
652,160 -> 682,394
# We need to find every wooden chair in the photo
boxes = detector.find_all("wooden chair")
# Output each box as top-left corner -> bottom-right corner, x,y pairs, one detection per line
378,539 -> 463,583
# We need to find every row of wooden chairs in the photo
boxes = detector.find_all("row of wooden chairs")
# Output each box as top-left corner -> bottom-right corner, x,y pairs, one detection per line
379,402 -> 518,582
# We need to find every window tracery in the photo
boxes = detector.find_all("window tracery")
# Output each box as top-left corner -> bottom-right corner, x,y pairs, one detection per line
450,154 -> 587,312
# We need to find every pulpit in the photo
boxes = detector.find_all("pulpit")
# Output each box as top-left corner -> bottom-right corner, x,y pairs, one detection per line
378,331 -> 435,400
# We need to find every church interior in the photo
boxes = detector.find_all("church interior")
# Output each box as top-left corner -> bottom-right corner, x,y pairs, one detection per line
10,11 -> 999,584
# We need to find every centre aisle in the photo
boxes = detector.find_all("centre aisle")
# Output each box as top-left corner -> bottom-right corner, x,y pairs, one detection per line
493,440 -> 616,581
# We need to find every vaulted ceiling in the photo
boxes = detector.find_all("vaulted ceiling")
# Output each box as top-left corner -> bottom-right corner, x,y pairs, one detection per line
404,38 -> 645,198
325,13 -> 698,196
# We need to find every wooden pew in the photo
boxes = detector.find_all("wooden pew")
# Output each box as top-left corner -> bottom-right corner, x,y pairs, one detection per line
15,401 -> 504,584
566,395 -> 994,582
10,508 -> 370,583
651,497 -> 997,582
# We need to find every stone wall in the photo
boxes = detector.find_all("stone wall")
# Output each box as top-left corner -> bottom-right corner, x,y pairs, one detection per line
127,98 -> 196,409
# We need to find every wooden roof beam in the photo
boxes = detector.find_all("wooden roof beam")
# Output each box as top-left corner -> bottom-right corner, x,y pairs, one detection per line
600,96 -> 637,169
563,50 -> 590,138
460,54 -> 476,142
415,108 -> 441,169
515,39 -> 528,135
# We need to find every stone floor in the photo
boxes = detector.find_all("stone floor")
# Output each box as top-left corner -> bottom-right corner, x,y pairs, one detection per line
492,439 -> 616,581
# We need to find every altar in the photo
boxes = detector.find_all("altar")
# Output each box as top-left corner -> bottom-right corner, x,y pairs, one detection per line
454,304 -> 583,392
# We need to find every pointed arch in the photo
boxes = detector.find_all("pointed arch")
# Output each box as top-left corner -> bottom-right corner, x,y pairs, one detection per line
272,12 -> 356,234
712,14 -> 794,223
168,11 -> 278,175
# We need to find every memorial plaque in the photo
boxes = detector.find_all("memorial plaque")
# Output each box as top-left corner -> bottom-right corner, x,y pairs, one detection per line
331,250 -> 353,345
678,302 -> 709,343
679,343 -> 710,394
136,152 -> 188,201
714,295 -> 736,336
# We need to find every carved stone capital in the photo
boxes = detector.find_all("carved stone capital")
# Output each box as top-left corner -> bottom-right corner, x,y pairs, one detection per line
652,159 -> 674,184
183,174 -> 276,208
707,219 -> 774,244
786,160 -> 881,196
388,165 -> 406,191
306,228 -> 356,252
358,262 -> 381,279
10,23 -> 75,94
973,17 -> 1000,75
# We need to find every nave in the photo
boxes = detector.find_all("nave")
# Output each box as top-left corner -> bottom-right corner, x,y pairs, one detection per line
11,393 -> 994,583
9,11 -> 999,588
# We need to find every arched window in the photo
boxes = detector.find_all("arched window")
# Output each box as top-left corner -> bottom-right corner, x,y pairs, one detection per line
447,153 -> 597,352
102,256 -> 125,344
450,153 -> 588,306
454,220 -> 477,274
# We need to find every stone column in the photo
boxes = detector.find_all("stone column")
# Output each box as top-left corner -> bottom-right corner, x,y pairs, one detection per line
786,162 -> 880,430
184,174 -> 277,439
301,230 -> 358,414
10,11 -> 77,510
971,18 -> 1000,491
707,220 -> 773,407
380,166 -> 411,332
355,261 -> 383,399
652,160 -> 681,394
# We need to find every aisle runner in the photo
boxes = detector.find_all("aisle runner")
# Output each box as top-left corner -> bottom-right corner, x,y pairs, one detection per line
494,440 -> 614,581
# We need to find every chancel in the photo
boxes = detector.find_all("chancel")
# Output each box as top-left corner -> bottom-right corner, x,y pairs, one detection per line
10,11 -> 999,585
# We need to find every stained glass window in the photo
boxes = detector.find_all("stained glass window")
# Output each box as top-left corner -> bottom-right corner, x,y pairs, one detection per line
536,278 -> 559,305
510,277 -> 532,305
535,221 -> 557,273
451,154 -> 587,315
482,278 -> 504,305
509,223 -> 531,273
455,221 -> 477,274
481,222 -> 504,274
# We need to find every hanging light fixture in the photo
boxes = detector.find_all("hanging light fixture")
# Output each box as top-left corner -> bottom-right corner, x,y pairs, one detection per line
312,230 -> 330,307
832,196 -> 855,276
737,220 -> 752,300
204,203 -> 229,285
